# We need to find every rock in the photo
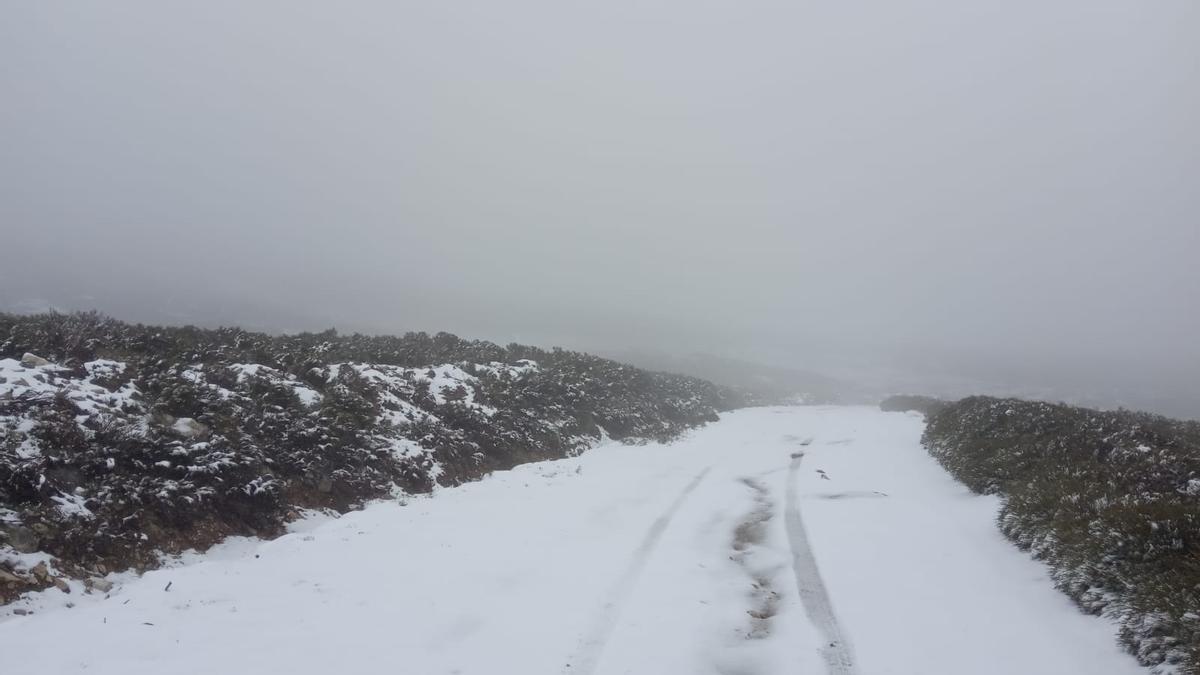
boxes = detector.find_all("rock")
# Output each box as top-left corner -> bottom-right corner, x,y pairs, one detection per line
317,477 -> 334,493
88,577 -> 114,593
31,562 -> 50,582
52,577 -> 70,593
12,608 -> 30,616
172,417 -> 209,438
0,568 -> 24,585
20,353 -> 50,368
0,525 -> 40,554
95,563 -> 108,575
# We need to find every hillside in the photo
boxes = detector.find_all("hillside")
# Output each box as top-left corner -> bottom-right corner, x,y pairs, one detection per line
0,312 -> 741,602
923,397 -> 1200,674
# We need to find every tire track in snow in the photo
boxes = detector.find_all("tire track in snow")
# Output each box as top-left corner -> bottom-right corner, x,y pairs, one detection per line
785,453 -> 858,675
565,466 -> 712,675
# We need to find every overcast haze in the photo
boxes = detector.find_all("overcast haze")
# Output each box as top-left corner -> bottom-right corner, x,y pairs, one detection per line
2,2 -> 1198,414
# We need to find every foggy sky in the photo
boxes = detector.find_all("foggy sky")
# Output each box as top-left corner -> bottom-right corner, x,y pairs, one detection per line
2,2 -> 1198,411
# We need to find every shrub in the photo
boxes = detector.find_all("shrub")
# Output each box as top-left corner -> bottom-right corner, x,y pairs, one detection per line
924,397 -> 1200,674
0,311 -> 739,597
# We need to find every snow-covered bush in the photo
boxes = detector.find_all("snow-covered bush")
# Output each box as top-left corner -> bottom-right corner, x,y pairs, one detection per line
923,397 -> 1200,674
0,312 -> 740,601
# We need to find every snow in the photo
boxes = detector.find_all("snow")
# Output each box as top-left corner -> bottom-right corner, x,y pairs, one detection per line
477,359 -> 540,379
229,363 -> 324,406
0,548 -> 55,573
341,361 -> 506,421
408,363 -> 497,414
1186,479 -> 1200,496
0,407 -> 1148,674
339,364 -> 433,425
0,358 -> 139,416
0,357 -> 143,461
83,359 -> 127,378
50,492 -> 94,519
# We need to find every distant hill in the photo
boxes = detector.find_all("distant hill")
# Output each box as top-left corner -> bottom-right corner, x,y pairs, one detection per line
600,350 -> 854,405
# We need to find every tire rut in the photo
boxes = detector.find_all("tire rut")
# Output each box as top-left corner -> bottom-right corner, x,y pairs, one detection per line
565,466 -> 712,675
785,454 -> 858,675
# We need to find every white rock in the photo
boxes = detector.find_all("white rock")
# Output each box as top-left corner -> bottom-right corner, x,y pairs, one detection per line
88,577 -> 114,593
172,417 -> 209,438
19,353 -> 50,368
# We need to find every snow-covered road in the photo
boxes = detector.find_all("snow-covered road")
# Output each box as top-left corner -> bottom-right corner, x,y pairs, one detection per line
0,407 -> 1146,674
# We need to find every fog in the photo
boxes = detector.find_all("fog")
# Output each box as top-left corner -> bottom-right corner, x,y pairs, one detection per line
2,2 -> 1198,416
